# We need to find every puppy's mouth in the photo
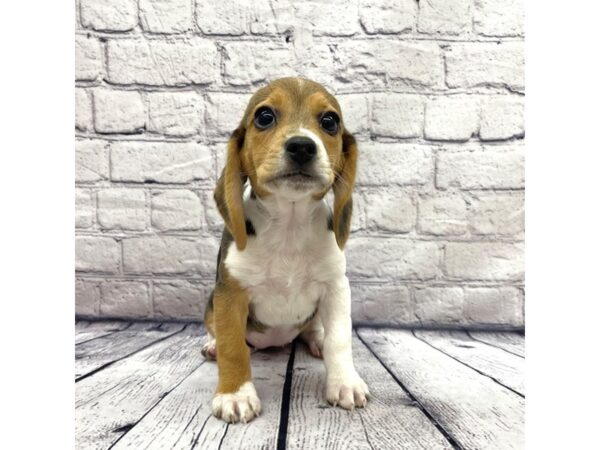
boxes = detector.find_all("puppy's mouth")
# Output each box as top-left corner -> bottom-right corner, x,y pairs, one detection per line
274,170 -> 315,182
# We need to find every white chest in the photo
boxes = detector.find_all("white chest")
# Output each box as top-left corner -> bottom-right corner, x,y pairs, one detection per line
224,202 -> 346,348
225,235 -> 335,327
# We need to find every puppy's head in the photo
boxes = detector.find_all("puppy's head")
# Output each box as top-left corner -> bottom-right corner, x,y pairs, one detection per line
215,77 -> 358,251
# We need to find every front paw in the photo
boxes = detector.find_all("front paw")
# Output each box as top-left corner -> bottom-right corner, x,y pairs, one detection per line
326,372 -> 370,410
212,381 -> 262,423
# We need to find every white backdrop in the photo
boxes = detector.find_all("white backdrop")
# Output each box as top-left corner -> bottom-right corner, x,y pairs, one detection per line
75,0 -> 524,328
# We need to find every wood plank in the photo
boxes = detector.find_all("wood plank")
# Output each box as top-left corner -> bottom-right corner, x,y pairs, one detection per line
357,328 -> 524,450
75,324 -> 205,450
75,322 -> 185,379
75,321 -> 131,344
285,334 -> 454,450
469,331 -> 525,357
415,330 -> 525,395
111,346 -> 292,449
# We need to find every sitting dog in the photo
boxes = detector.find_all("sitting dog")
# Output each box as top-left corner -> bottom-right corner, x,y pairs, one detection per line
202,77 -> 369,423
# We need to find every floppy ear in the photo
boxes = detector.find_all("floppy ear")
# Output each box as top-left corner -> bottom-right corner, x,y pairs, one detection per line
332,131 -> 358,249
214,127 -> 248,251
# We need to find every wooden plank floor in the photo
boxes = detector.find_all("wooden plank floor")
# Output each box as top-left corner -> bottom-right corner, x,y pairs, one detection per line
75,321 -> 525,450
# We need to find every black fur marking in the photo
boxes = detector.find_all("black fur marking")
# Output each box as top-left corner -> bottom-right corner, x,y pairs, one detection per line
337,198 -> 353,245
245,219 -> 256,235
206,289 -> 214,313
215,228 -> 234,287
250,188 -> 256,199
327,213 -> 334,231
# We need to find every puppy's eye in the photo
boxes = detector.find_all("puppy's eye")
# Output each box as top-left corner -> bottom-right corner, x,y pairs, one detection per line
254,107 -> 276,130
320,112 -> 339,135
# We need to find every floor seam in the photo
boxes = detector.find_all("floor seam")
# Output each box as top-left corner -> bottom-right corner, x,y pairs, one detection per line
466,331 -> 525,358
75,322 -> 133,346
412,330 -> 525,398
75,324 -> 188,383
107,355 -> 208,449
355,328 -> 463,450
276,340 -> 297,450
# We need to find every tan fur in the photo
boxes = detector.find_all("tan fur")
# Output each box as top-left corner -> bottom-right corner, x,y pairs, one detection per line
212,276 -> 252,393
332,132 -> 358,249
214,129 -> 248,250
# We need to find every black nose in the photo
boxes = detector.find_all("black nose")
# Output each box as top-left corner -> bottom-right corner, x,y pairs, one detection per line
285,136 -> 317,166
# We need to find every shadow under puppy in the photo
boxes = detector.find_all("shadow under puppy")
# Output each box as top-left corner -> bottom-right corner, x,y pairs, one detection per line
203,77 -> 369,423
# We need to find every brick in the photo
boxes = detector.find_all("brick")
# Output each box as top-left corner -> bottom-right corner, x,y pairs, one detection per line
76,279 -> 101,316
351,284 -> 412,324
347,238 -> 440,281
222,42 -> 333,86
110,141 -> 213,184
100,281 -> 152,318
480,96 -> 525,141
249,1 -> 294,35
363,190 -> 416,233
446,42 -> 525,91
151,190 -> 203,231
371,94 -> 424,138
349,191 -> 366,231
425,96 -> 480,141
414,287 -> 464,324
418,0 -> 471,35
196,2 -> 249,35
122,236 -> 218,275
153,280 -> 210,319
203,190 -> 224,232
444,242 -> 524,281
93,89 -> 146,134
335,41 -> 444,89
418,194 -> 467,236
474,0 -> 524,37
147,91 -> 203,137
436,144 -> 524,190
206,93 -> 252,136
469,193 -> 524,236
107,39 -> 217,86
215,148 -> 226,178
337,94 -> 369,135
464,287 -> 523,326
75,189 -> 94,228
140,0 -> 192,33
294,0 -> 360,36
357,142 -> 433,186
80,0 -> 138,31
97,189 -> 147,231
75,89 -> 93,131
76,140 -> 109,183
359,0 -> 416,34
75,236 -> 120,273
75,35 -> 103,81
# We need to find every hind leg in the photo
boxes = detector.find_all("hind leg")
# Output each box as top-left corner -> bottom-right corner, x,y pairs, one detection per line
300,314 -> 324,359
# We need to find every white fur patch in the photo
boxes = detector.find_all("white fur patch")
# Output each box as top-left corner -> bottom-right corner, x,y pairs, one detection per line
212,381 -> 261,423
222,184 -> 369,410
225,187 -> 345,348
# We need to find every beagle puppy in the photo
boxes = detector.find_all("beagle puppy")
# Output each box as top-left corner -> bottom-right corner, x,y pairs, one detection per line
202,77 -> 369,423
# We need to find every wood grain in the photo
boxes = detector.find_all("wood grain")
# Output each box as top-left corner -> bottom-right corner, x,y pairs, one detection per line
469,331 -> 525,357
75,325 -> 205,450
75,320 -> 131,344
111,345 -> 292,449
357,328 -> 524,450
75,322 -> 185,379
285,334 -> 454,450
415,330 -> 525,395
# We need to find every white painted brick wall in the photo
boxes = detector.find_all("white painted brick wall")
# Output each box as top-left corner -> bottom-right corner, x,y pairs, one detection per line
75,0 -> 525,328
